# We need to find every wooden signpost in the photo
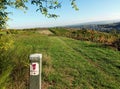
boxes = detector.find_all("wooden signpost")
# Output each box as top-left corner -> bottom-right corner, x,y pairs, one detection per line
30,54 -> 42,89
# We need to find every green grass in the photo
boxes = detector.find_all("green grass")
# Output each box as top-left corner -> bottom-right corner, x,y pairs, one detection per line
0,31 -> 120,89
0,31 -> 6,35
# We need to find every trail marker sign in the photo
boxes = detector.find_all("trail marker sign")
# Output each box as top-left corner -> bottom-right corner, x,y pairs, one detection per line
30,54 -> 42,89
30,62 -> 39,75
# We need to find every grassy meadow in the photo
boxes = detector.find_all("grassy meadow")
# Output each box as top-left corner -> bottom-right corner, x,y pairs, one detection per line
0,29 -> 120,89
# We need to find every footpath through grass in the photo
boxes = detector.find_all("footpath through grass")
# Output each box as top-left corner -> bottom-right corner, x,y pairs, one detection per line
1,32 -> 120,89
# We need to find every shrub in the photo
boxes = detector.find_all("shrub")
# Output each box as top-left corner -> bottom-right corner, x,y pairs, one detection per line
112,38 -> 120,51
0,35 -> 14,52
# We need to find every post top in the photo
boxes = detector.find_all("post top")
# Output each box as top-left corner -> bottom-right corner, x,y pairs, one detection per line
30,53 -> 42,60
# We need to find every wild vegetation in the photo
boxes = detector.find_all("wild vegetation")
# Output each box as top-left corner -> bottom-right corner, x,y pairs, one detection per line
49,27 -> 120,50
0,28 -> 120,89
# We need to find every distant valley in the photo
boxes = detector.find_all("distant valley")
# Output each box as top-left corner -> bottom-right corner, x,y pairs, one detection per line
65,20 -> 120,33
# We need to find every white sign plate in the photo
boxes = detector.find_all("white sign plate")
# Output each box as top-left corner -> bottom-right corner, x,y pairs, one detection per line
30,62 -> 39,75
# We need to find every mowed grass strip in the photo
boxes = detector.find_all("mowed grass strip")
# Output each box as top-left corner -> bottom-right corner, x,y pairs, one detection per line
59,37 -> 120,88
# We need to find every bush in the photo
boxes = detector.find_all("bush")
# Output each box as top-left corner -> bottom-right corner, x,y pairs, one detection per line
0,35 -> 14,73
0,35 -> 14,52
112,38 -> 120,51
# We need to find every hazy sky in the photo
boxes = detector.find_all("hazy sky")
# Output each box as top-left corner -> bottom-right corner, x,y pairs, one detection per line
7,0 -> 120,28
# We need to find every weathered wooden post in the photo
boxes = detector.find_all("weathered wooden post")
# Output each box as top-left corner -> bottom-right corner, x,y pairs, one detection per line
30,54 -> 42,89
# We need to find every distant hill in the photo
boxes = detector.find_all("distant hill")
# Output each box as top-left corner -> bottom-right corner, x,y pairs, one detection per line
65,20 -> 120,33
101,22 -> 120,29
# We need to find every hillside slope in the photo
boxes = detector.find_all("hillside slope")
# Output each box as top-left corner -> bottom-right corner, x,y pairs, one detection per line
0,32 -> 120,89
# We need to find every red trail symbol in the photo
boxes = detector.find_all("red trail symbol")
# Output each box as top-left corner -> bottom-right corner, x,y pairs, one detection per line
32,64 -> 36,70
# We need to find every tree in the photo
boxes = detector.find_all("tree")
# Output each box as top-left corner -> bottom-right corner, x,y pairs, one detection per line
0,0 -> 79,29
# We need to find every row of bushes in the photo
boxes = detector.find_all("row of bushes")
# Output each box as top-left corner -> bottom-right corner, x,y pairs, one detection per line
49,27 -> 120,50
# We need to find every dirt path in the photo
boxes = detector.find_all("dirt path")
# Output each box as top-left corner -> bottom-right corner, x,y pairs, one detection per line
37,29 -> 53,35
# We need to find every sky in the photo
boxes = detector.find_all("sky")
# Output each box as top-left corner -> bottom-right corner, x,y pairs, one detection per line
7,0 -> 120,29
